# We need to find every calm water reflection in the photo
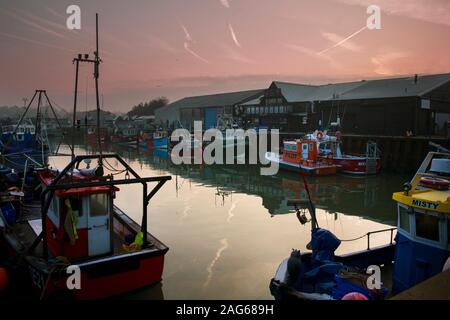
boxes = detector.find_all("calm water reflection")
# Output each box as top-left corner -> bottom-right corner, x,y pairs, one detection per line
50,145 -> 410,299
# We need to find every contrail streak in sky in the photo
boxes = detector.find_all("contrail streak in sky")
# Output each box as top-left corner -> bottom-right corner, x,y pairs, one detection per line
184,42 -> 210,64
318,25 -> 367,55
228,23 -> 241,47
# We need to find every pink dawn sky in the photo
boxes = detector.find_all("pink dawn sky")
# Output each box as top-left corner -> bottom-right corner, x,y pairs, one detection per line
0,0 -> 449,112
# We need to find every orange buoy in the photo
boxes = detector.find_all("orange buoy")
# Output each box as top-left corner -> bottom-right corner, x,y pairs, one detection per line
419,176 -> 450,190
341,292 -> 368,300
0,267 -> 9,291
317,131 -> 324,140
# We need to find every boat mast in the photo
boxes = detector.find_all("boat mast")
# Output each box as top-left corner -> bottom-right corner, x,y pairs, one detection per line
71,13 -> 103,171
94,13 -> 103,171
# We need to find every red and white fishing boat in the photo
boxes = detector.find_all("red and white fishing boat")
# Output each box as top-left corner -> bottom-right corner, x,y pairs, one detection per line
0,154 -> 171,299
266,138 -> 338,176
306,130 -> 381,175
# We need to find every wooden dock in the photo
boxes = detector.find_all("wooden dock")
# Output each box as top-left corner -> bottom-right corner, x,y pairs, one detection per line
391,269 -> 450,300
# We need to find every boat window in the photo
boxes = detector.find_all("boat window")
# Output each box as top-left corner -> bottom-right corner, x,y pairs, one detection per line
16,134 -> 24,141
309,143 -> 314,151
50,196 -> 59,217
448,219 -> 450,245
398,206 -> 410,233
415,213 -> 439,242
90,193 -> 109,216
68,197 -> 82,217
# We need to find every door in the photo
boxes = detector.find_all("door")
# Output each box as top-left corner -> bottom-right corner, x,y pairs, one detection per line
87,193 -> 112,256
204,108 -> 218,130
301,143 -> 308,160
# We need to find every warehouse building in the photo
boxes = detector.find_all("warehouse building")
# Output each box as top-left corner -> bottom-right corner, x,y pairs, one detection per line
155,89 -> 264,131
156,73 -> 450,136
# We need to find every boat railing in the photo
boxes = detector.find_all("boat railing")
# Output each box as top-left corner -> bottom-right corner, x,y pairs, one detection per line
365,227 -> 397,250
340,227 -> 397,250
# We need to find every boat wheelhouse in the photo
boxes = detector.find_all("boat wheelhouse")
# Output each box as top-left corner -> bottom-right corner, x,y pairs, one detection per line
0,154 -> 171,299
1,124 -> 37,152
265,138 -> 338,176
152,131 -> 169,150
269,151 -> 449,300
391,152 -> 450,294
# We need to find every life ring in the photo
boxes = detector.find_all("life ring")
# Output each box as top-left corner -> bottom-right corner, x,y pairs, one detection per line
335,131 -> 342,140
317,131 -> 324,140
419,176 -> 450,190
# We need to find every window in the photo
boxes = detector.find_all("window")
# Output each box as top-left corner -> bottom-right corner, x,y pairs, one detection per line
68,197 -> 83,217
415,213 -> 439,242
309,143 -> 314,151
90,193 -> 109,217
50,196 -> 60,217
448,219 -> 450,245
398,206 -> 410,233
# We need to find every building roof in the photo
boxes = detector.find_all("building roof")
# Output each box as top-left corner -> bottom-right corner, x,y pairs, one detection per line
165,89 -> 264,110
272,73 -> 450,103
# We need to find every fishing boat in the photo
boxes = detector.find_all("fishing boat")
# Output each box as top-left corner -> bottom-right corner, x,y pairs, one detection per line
86,126 -> 109,145
152,131 -> 169,150
0,90 -> 64,173
0,154 -> 171,299
269,151 -> 450,300
308,130 -> 381,175
138,131 -> 153,149
265,138 -> 338,176
111,127 -> 138,146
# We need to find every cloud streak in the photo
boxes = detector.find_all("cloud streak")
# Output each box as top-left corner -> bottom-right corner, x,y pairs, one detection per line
181,24 -> 192,42
318,26 -> 367,55
0,31 -> 75,53
228,23 -> 241,47
219,0 -> 231,8
4,9 -> 66,39
184,42 -> 210,64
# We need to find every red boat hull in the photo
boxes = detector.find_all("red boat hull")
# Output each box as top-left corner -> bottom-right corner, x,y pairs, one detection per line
30,254 -> 166,299
330,157 -> 381,175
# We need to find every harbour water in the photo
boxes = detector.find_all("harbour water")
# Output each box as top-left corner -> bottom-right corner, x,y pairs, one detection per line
50,144 -> 410,299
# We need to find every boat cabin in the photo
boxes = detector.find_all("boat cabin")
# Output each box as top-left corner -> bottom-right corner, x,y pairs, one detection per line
1,124 -> 36,142
392,153 -> 450,294
282,139 -> 319,165
38,170 -> 119,260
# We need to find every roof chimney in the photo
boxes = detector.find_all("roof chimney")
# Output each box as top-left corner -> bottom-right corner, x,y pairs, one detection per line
414,74 -> 418,84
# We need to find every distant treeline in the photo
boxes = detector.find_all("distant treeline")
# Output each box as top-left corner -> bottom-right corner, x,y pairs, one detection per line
127,97 -> 168,117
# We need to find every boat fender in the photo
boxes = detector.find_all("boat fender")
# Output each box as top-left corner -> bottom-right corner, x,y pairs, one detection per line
317,131 -> 324,140
341,292 -> 368,300
419,176 -> 450,190
286,249 -> 302,286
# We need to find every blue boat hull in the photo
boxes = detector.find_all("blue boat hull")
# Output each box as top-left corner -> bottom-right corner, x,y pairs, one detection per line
153,137 -> 169,149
